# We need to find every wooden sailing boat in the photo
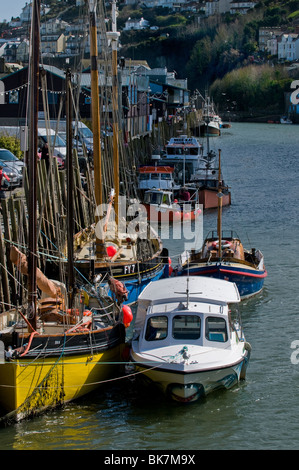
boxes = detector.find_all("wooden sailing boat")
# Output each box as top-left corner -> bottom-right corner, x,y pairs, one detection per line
0,1 -> 127,422
72,0 -> 167,304
179,150 -> 267,299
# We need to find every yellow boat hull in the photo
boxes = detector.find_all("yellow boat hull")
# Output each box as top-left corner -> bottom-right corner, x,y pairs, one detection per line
0,344 -> 123,420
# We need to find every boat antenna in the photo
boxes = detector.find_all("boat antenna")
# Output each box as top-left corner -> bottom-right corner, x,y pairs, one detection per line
217,149 -> 223,260
175,255 -> 202,309
186,276 -> 189,309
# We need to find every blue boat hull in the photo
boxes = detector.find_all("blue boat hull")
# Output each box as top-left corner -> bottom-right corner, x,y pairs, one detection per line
107,265 -> 166,305
182,264 -> 267,299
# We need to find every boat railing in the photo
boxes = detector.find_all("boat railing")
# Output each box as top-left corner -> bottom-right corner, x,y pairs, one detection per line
229,307 -> 245,342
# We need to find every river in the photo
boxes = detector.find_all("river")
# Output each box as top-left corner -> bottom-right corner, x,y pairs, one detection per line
0,122 -> 299,451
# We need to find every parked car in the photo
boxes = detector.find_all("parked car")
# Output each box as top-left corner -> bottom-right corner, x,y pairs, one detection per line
72,121 -> 93,155
0,149 -> 24,187
59,131 -> 84,157
0,161 -> 22,190
38,128 -> 67,168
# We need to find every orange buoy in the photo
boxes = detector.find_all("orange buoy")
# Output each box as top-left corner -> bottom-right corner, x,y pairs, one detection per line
107,245 -> 117,258
122,305 -> 133,327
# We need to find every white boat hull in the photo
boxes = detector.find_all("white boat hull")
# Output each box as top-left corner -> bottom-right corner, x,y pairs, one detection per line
130,277 -> 250,403
131,345 -> 250,403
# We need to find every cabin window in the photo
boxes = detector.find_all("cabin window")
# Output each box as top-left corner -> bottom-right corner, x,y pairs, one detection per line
139,174 -> 149,180
144,192 -> 151,203
205,317 -> 228,342
162,193 -> 170,205
172,315 -> 201,340
161,174 -> 171,180
145,316 -> 168,341
151,174 -> 160,180
150,193 -> 162,204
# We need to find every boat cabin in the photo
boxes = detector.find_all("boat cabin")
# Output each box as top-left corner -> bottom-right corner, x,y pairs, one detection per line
164,136 -> 202,159
143,187 -> 199,208
159,136 -> 204,185
133,277 -> 240,351
139,304 -> 230,351
138,166 -> 176,191
144,189 -> 172,207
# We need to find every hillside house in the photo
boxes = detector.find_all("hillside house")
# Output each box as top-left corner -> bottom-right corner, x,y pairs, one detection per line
259,27 -> 283,52
41,34 -> 66,56
40,18 -> 69,35
278,34 -> 299,61
204,0 -> 231,16
123,18 -> 150,30
229,2 -> 257,15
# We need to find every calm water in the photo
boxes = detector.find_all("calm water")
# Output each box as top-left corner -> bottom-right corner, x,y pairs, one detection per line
1,122 -> 299,450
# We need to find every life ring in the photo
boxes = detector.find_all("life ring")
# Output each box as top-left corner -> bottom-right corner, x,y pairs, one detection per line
212,240 -> 232,249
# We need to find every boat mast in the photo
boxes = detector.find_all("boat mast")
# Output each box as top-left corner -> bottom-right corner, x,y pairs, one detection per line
27,0 -> 40,331
88,0 -> 105,258
107,0 -> 120,227
66,68 -> 75,309
217,149 -> 222,259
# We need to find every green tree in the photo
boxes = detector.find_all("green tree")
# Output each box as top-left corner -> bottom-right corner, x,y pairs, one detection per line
0,136 -> 23,160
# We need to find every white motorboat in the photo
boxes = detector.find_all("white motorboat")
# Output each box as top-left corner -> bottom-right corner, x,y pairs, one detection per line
130,277 -> 251,403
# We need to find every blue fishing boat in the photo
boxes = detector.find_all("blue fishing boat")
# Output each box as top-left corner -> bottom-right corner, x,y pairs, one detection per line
178,150 -> 267,299
179,230 -> 267,299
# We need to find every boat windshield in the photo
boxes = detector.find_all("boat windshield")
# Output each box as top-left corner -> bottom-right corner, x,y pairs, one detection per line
144,192 -> 163,205
172,315 -> 201,340
205,317 -> 228,342
145,316 -> 168,341
139,174 -> 150,180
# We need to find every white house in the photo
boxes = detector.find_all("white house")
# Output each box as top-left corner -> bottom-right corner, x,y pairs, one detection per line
229,1 -> 257,15
40,18 -> 69,35
259,27 -> 283,52
204,0 -> 232,16
19,2 -> 49,23
278,34 -> 299,61
123,18 -> 150,31
134,0 -> 189,7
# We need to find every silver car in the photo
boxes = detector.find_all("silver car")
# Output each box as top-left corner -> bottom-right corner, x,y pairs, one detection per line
1,161 -> 22,189
0,149 -> 24,187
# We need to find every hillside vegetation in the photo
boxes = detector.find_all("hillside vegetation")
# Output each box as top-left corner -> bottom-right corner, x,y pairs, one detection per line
1,0 -> 299,116
119,1 -> 299,114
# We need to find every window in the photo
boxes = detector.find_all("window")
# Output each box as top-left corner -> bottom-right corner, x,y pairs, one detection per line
145,316 -> 168,341
144,192 -> 151,204
150,193 -> 162,204
0,150 -> 18,162
205,317 -> 228,342
162,193 -> 170,205
172,315 -> 201,340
